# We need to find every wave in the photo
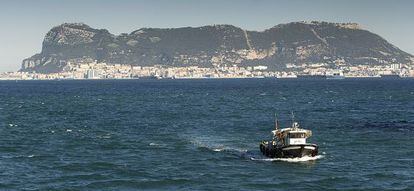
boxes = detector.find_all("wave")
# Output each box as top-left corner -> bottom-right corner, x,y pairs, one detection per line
149,142 -> 168,148
347,121 -> 414,131
97,134 -> 111,139
1,154 -> 37,159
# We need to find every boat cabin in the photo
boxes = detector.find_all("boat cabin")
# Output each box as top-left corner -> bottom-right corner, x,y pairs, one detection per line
272,122 -> 312,146
286,130 -> 307,145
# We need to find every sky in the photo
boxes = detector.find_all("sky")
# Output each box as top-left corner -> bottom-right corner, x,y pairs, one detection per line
0,0 -> 413,72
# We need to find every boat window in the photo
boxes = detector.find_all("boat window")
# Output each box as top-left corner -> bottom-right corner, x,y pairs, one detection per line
289,133 -> 305,138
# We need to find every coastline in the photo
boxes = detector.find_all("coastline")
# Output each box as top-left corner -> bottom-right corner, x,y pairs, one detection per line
0,76 -> 412,81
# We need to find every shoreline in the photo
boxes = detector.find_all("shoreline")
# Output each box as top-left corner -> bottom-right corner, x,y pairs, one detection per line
0,76 -> 412,81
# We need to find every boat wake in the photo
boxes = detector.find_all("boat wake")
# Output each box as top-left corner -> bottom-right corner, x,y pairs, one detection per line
192,140 -> 247,153
187,135 -> 324,163
188,137 -> 249,156
250,155 -> 324,162
199,142 -> 324,163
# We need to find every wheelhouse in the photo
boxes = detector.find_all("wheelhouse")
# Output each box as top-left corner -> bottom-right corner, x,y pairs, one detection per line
286,131 -> 307,145
272,122 -> 313,146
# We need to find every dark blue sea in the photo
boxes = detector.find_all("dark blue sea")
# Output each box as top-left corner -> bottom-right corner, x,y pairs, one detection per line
1,78 -> 413,190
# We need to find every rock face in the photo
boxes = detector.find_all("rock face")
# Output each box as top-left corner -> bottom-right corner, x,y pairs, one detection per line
21,21 -> 413,73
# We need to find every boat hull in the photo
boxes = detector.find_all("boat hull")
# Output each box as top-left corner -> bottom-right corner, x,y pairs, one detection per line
260,141 -> 318,158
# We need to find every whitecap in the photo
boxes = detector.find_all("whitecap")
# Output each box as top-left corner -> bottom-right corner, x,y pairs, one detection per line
149,143 -> 158,146
66,129 -> 72,132
213,148 -> 224,152
28,155 -> 35,158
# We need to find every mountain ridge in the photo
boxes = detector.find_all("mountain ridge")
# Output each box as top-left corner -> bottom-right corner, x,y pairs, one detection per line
21,21 -> 413,73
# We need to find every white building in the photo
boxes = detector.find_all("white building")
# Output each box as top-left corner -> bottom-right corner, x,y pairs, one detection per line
390,63 -> 401,70
86,69 -> 99,79
253,65 -> 268,71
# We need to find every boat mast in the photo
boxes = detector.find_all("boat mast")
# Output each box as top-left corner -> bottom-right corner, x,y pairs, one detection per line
273,113 -> 280,142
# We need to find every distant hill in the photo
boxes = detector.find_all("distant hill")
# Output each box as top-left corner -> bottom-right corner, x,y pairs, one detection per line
21,21 -> 413,73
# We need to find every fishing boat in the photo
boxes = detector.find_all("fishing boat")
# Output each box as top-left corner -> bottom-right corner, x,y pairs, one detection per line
260,114 -> 318,158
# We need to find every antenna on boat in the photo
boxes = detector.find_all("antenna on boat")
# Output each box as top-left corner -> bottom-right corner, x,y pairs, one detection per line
291,111 -> 295,127
274,113 -> 279,130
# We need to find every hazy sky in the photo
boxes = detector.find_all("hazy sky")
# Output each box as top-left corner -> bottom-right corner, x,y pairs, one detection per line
0,0 -> 413,72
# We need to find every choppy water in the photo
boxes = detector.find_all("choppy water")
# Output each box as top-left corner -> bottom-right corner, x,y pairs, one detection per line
0,79 -> 413,190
